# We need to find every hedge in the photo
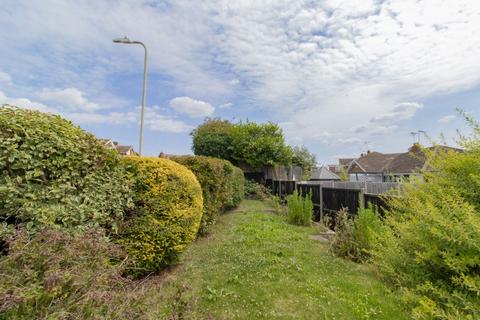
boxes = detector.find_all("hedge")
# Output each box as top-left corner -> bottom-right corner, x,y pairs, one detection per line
117,157 -> 203,276
0,106 -> 134,233
169,155 -> 244,234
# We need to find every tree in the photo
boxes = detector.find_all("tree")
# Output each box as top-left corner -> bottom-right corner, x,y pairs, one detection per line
291,146 -> 316,179
230,121 -> 292,168
191,118 -> 234,162
191,119 -> 293,168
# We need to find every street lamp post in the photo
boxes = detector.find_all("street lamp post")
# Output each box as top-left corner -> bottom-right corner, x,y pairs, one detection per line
113,36 -> 148,156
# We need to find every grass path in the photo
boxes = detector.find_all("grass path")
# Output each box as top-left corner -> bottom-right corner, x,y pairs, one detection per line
140,200 -> 408,319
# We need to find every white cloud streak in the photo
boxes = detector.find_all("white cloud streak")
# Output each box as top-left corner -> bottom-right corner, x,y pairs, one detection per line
169,97 -> 214,118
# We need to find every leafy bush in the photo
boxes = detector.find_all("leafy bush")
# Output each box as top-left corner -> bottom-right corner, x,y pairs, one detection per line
0,228 -> 137,319
224,165 -> 245,209
244,179 -> 270,200
330,206 -> 383,262
286,190 -> 312,226
116,157 -> 203,276
371,117 -> 480,319
169,155 -> 243,235
0,106 -> 134,232
291,145 -> 317,180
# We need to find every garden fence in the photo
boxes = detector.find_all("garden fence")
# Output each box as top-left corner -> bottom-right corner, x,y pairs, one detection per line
266,179 -> 398,220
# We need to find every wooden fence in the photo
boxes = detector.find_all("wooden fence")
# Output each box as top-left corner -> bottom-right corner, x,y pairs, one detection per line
266,179 -> 396,220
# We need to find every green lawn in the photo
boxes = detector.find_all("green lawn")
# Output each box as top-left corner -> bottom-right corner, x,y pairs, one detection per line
139,200 -> 408,319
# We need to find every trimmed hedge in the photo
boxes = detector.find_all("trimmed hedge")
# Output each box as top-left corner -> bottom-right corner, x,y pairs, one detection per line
0,106 -> 134,233
117,157 -> 203,276
169,155 -> 244,234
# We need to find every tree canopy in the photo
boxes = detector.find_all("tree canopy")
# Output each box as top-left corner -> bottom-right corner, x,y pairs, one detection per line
191,118 -> 293,168
291,145 -> 317,179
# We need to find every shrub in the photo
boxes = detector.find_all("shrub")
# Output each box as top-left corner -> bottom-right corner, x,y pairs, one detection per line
0,106 -> 134,233
169,156 -> 244,235
286,190 -> 312,226
116,157 -> 203,277
330,206 -> 383,262
0,228 -> 137,319
371,117 -> 480,319
224,165 -> 245,209
244,179 -> 270,200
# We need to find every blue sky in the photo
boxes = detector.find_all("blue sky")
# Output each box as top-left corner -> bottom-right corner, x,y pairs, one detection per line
1,0 -> 480,164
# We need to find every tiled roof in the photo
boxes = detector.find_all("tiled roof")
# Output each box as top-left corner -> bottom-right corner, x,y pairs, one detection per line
310,166 -> 341,180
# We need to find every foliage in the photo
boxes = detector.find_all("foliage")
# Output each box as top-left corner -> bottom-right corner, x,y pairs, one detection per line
0,228 -> 139,319
191,118 -> 234,162
291,145 -> 317,180
330,206 -> 383,262
169,155 -> 244,235
0,106 -> 134,233
224,165 -> 245,209
371,116 -> 480,319
191,118 -> 293,168
244,179 -> 270,200
116,157 -> 203,277
339,165 -> 349,181
286,190 -> 312,226
141,199 -> 409,319
230,121 -> 293,168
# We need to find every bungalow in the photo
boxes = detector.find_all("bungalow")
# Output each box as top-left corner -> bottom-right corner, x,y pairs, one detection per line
346,144 -> 460,182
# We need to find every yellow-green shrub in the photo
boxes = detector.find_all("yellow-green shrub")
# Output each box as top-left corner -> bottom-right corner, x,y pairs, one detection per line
169,156 -> 244,235
117,157 -> 203,276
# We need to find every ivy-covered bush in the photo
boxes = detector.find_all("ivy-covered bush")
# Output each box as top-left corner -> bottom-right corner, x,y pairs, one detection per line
0,106 -> 134,233
169,155 -> 244,234
117,157 -> 203,276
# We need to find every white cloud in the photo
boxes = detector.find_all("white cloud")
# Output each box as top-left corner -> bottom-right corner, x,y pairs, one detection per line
0,71 -> 11,84
38,87 -> 100,111
169,97 -> 214,118
336,137 -> 362,144
218,102 -> 233,109
67,111 -> 136,125
0,91 -> 56,113
144,106 -> 193,133
370,102 -> 424,123
438,114 -> 456,123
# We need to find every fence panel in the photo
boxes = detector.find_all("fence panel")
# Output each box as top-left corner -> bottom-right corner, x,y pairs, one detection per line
322,187 -> 361,217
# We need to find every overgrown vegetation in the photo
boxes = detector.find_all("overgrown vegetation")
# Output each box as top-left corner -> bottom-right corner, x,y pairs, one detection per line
330,206 -> 383,263
0,228 -> 138,319
286,190 -> 313,226
0,106 -> 134,233
244,179 -> 271,200
191,118 -> 293,168
169,155 -> 244,235
330,113 -> 480,318
117,157 -> 203,277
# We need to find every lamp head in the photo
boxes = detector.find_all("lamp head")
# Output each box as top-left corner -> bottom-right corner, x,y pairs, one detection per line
113,36 -> 132,44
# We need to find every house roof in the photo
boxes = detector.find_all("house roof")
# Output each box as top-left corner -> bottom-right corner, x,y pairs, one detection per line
116,145 -> 134,155
339,158 -> 354,167
352,151 -> 401,173
310,166 -> 341,180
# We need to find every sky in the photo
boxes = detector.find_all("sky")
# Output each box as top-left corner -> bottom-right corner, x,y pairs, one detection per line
1,0 -> 480,164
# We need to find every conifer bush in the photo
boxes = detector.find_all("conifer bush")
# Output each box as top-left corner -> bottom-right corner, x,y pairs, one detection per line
117,157 -> 203,276
0,106 -> 134,233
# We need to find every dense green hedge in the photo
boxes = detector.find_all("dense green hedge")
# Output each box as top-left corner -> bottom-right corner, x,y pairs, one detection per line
0,106 -> 134,233
117,157 -> 203,276
169,155 -> 244,234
